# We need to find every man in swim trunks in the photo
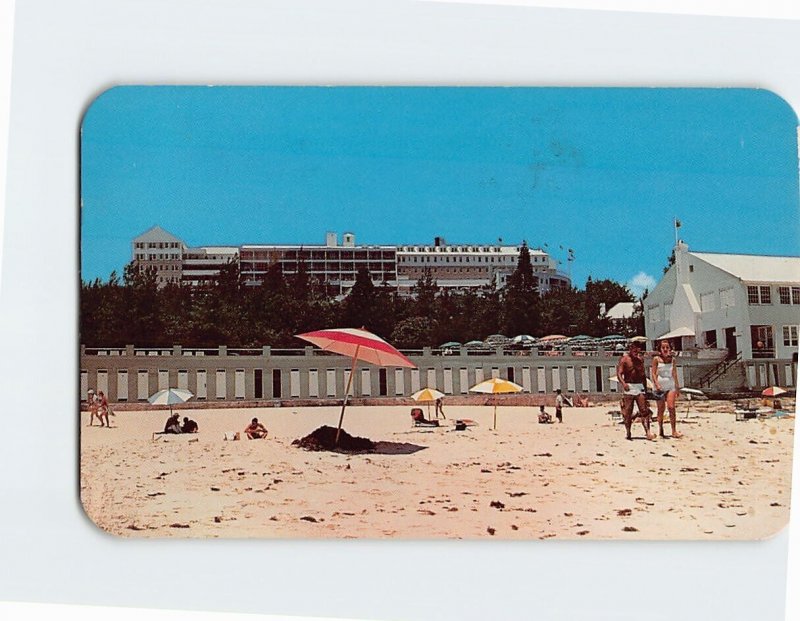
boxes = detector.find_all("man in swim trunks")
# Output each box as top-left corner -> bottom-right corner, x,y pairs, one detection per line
244,417 -> 269,439
616,340 -> 655,441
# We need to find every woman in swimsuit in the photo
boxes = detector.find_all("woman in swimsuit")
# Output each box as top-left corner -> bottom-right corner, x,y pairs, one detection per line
651,339 -> 683,438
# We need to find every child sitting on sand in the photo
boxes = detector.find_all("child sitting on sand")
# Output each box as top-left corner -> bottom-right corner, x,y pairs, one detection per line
538,405 -> 553,424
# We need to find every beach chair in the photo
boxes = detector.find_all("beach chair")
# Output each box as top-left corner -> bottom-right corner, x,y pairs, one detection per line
411,407 -> 439,427
735,409 -> 758,421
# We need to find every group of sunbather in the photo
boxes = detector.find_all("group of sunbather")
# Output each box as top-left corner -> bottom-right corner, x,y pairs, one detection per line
163,413 -> 199,434
161,414 -> 268,439
408,339 -> 684,441
90,340 -> 684,443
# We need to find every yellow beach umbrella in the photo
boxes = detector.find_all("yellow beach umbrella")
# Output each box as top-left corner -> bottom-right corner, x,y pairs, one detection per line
469,378 -> 523,430
412,387 -> 445,402
411,387 -> 447,419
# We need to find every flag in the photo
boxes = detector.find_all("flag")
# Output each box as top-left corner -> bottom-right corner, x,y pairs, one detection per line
675,218 -> 682,228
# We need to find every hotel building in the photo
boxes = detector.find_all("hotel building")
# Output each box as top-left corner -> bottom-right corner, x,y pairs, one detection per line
131,227 -> 570,295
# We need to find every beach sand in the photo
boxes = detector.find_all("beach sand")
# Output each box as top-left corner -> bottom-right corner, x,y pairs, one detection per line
80,401 -> 794,540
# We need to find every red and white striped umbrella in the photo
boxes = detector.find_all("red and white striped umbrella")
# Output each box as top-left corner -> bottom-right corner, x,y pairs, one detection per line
296,328 -> 416,444
296,328 -> 416,369
761,386 -> 787,397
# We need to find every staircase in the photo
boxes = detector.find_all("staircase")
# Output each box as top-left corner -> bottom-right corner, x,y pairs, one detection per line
694,353 -> 747,393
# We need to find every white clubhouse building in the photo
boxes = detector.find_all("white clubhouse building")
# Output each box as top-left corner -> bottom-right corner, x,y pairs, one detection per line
644,241 -> 800,362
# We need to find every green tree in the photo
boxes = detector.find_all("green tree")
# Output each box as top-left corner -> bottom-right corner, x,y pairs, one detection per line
583,277 -> 634,335
470,282 -> 501,339
537,286 -> 587,336
412,268 -> 438,318
81,271 -> 127,346
122,261 -> 163,345
502,242 -> 540,336
342,266 -> 379,331
391,316 -> 434,349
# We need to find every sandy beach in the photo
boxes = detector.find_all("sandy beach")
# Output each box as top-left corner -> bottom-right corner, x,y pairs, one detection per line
80,400 -> 794,540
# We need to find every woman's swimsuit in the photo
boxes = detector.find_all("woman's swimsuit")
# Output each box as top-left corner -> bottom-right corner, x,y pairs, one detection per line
656,360 -> 675,392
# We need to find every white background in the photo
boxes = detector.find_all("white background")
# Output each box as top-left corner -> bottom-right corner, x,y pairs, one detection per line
0,1 -> 798,620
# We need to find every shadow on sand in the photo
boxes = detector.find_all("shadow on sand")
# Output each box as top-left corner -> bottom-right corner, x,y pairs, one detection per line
371,441 -> 428,455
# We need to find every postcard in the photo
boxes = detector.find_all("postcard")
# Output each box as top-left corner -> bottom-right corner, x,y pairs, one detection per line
80,86 -> 798,539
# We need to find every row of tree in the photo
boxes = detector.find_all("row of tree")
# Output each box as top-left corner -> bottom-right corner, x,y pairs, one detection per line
80,244 -> 642,349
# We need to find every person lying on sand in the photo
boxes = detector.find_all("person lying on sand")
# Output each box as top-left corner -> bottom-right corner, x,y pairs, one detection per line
616,340 -> 655,441
244,418 -> 269,439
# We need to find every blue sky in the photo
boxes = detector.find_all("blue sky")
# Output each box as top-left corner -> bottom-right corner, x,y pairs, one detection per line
81,86 -> 799,295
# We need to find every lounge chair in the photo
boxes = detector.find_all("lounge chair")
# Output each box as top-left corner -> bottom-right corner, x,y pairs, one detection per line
411,407 -> 439,427
735,409 -> 759,421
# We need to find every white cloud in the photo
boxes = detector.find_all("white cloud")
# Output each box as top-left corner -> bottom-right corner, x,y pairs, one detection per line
628,271 -> 657,298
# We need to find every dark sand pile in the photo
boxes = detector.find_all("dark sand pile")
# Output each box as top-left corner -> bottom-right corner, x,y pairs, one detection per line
292,425 -> 376,452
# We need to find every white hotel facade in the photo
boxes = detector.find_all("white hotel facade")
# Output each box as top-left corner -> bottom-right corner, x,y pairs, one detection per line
131,226 -> 571,295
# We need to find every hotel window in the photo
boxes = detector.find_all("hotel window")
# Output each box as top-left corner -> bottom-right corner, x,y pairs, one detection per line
783,326 -> 798,347
779,286 -> 800,305
748,286 -> 771,305
700,293 -> 715,312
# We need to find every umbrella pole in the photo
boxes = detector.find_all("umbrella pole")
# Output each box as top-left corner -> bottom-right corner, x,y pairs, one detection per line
493,403 -> 497,430
335,346 -> 360,446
